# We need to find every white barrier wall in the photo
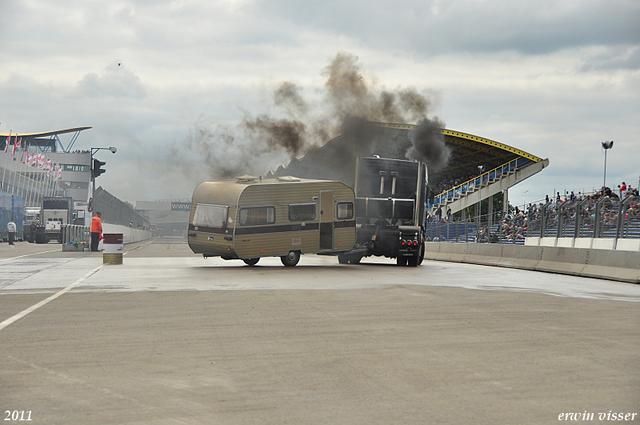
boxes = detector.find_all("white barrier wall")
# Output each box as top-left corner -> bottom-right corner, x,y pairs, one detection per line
424,241 -> 640,283
102,223 -> 152,244
526,237 -> 640,252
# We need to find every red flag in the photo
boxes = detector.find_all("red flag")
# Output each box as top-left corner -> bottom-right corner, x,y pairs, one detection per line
12,137 -> 20,156
3,133 -> 9,154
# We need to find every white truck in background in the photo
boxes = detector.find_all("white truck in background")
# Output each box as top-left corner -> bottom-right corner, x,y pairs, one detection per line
37,197 -> 74,243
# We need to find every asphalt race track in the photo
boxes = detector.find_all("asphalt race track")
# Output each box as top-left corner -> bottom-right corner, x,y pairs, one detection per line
1,237 -> 639,424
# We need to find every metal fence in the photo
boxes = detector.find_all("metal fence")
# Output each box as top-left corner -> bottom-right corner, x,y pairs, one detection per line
425,215 -> 525,244
525,196 -> 640,240
61,224 -> 91,244
93,186 -> 150,230
425,196 -> 640,244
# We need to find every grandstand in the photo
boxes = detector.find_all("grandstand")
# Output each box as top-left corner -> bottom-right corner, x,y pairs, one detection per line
270,122 -> 549,217
424,194 -> 640,248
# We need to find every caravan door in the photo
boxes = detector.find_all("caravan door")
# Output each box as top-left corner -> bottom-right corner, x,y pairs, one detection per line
319,190 -> 334,250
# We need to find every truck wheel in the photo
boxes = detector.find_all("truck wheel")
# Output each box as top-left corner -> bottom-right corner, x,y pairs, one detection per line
281,251 -> 300,267
242,258 -> 260,266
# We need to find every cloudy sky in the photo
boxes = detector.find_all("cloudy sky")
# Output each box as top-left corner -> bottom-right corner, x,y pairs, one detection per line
1,0 -> 638,208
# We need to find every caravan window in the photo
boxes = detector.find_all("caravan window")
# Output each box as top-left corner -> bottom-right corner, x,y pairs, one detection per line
289,203 -> 316,221
337,202 -> 354,220
240,207 -> 276,226
193,204 -> 227,228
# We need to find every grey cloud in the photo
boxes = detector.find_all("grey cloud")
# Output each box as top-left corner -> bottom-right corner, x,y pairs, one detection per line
76,64 -> 147,99
580,47 -> 640,72
256,0 -> 640,56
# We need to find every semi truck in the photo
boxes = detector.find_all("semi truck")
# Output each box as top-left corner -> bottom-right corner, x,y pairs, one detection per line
338,156 -> 428,266
37,196 -> 74,243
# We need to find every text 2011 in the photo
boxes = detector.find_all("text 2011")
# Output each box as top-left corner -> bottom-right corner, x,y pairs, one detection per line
4,411 -> 32,421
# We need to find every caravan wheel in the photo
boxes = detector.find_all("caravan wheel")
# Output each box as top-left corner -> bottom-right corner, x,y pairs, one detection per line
281,251 -> 300,267
242,258 -> 260,266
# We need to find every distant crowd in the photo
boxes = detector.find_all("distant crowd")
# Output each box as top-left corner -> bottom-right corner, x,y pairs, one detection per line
541,182 -> 639,205
427,181 -> 640,243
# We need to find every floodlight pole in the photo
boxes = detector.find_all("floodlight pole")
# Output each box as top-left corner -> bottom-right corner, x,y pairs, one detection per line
602,141 -> 613,189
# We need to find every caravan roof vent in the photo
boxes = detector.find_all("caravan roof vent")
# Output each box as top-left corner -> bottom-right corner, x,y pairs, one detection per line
276,176 -> 301,182
236,175 -> 258,183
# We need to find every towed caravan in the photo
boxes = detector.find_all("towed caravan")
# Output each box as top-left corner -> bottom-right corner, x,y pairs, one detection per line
188,176 -> 356,266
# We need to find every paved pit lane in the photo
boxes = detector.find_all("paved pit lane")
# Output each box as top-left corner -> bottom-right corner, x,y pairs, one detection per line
0,238 -> 638,424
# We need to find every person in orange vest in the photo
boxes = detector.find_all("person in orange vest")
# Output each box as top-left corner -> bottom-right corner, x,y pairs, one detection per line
91,212 -> 103,252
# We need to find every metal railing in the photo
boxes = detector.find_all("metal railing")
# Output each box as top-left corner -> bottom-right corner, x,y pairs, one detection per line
425,213 -> 527,244
431,157 -> 532,208
525,196 -> 640,240
425,196 -> 640,244
61,224 -> 90,244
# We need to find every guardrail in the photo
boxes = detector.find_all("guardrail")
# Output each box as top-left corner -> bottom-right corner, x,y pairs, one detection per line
432,157 -> 532,208
61,224 -> 90,244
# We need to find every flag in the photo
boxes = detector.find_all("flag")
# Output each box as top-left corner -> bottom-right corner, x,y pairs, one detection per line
56,166 -> 62,180
12,137 -> 20,156
20,138 -> 26,162
4,133 -> 10,154
25,152 -> 32,166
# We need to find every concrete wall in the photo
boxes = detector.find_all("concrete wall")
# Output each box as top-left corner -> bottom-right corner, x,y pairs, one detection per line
102,223 -> 152,245
423,242 -> 640,284
526,237 -> 640,252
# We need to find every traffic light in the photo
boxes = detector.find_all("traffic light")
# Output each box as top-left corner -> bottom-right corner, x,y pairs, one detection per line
92,158 -> 106,178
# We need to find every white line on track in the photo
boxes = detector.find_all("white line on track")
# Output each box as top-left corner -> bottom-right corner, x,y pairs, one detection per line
0,248 -> 60,263
0,264 -> 104,331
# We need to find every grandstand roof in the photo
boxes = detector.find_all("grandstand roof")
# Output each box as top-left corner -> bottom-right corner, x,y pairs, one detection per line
0,127 -> 92,138
0,127 -> 92,153
271,121 -> 546,189
376,123 -> 543,180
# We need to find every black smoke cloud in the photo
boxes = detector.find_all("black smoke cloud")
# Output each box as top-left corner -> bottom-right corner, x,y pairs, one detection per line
183,52 -> 448,181
407,117 -> 451,172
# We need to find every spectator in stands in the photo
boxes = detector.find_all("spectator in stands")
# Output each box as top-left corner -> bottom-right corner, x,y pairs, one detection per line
477,226 -> 489,243
619,182 -> 626,198
91,212 -> 103,252
624,185 -> 637,198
